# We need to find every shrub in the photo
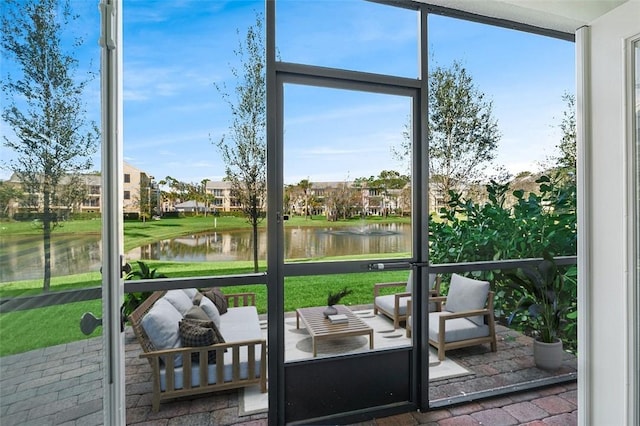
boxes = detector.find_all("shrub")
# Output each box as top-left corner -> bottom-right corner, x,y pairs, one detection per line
122,261 -> 167,319
429,172 -> 577,352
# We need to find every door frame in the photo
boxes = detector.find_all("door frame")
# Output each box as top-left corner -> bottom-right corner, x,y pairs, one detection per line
100,0 -> 125,423
266,3 -> 429,423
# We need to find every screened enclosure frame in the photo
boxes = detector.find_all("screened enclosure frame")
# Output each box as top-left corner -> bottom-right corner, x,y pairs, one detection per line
265,0 -> 577,424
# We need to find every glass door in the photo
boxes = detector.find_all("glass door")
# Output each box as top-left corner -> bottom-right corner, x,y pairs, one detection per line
267,2 -> 424,423
273,74 -> 422,424
0,0 -> 120,424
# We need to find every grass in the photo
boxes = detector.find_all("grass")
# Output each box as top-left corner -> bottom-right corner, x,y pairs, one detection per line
0,266 -> 409,356
0,299 -> 103,356
0,272 -> 103,298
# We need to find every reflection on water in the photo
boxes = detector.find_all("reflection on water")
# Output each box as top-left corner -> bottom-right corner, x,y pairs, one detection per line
128,223 -> 411,262
0,234 -> 102,282
1,224 -> 411,282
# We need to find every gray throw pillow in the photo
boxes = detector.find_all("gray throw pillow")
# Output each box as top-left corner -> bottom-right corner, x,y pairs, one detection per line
182,318 -> 225,346
203,288 -> 228,314
184,305 -> 210,322
192,291 -> 204,306
179,318 -> 225,364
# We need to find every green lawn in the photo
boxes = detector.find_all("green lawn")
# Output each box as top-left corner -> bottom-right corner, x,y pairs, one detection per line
0,267 -> 409,356
0,300 -> 103,356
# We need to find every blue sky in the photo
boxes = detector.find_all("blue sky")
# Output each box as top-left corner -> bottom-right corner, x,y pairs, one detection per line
1,0 -> 575,186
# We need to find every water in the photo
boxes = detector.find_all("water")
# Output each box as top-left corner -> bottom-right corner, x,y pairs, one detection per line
128,223 -> 411,262
0,234 -> 102,282
1,223 -> 411,282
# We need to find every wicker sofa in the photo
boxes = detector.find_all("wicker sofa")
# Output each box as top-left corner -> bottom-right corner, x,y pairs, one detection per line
129,289 -> 267,412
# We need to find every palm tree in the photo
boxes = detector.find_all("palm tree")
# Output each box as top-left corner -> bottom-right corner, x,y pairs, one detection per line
298,179 -> 312,219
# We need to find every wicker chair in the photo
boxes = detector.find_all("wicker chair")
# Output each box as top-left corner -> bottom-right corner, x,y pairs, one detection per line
129,290 -> 267,412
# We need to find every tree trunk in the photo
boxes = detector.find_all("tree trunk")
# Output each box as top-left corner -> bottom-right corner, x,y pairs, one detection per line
42,189 -> 52,292
252,221 -> 259,273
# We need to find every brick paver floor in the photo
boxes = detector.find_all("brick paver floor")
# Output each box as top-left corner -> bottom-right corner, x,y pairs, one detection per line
1,323 -> 577,426
351,383 -> 577,426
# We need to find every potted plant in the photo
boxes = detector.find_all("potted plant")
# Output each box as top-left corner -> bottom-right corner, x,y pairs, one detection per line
323,287 -> 352,318
506,254 -> 573,370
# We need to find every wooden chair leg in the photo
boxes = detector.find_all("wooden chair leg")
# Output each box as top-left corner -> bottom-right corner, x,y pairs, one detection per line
152,394 -> 161,412
438,316 -> 447,360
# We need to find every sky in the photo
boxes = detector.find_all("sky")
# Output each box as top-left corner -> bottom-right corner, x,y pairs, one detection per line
0,0 -> 575,186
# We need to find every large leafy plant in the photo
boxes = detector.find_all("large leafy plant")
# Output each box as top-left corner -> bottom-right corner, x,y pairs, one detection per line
505,254 -> 575,344
429,173 -> 576,265
428,172 -> 577,334
122,261 -> 167,319
327,287 -> 352,306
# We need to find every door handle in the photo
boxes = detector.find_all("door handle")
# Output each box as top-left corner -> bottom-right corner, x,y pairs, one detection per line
80,312 -> 102,335
368,261 -> 411,270
84,257 -> 130,334
80,304 -> 127,335
98,261 -> 131,277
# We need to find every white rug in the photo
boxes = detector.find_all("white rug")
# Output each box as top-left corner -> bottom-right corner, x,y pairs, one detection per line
240,309 -> 471,416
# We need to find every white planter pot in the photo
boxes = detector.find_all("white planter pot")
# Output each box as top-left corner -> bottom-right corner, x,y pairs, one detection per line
533,338 -> 563,370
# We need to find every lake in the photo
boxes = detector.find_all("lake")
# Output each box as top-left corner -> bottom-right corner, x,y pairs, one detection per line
1,223 -> 411,282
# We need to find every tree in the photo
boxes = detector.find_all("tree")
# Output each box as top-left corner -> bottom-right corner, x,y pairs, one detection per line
370,170 -> 409,216
0,181 -> 23,218
138,174 -> 153,221
283,184 -> 294,215
160,176 -> 187,210
56,173 -> 89,216
550,93 -> 576,176
214,15 -> 266,273
199,179 -> 211,217
297,179 -> 312,219
428,61 -> 500,204
1,0 -> 99,291
394,62 -> 500,207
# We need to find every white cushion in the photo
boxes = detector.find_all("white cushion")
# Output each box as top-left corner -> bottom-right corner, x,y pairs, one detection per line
163,289 -> 194,316
404,270 -> 414,293
159,349 -> 263,391
429,311 -> 490,342
141,298 -> 183,367
160,305 -> 264,391
219,306 -> 261,342
375,294 -> 409,316
182,288 -> 198,299
199,295 -> 221,329
444,274 -> 489,326
405,271 -> 437,294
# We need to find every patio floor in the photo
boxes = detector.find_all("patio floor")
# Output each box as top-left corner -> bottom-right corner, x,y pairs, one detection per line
429,323 -> 577,404
0,312 -> 577,426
